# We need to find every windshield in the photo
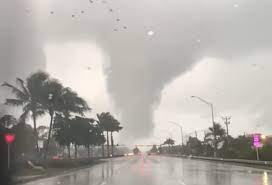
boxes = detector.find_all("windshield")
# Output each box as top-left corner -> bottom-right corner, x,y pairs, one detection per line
1,0 -> 272,185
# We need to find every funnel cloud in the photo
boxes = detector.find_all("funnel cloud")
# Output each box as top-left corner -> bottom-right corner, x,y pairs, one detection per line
1,0 -> 272,141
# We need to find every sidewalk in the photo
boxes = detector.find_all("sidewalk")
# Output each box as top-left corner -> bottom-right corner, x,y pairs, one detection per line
163,154 -> 272,170
13,159 -> 103,184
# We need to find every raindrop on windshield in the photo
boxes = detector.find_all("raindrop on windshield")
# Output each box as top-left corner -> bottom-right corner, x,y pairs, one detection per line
147,30 -> 154,36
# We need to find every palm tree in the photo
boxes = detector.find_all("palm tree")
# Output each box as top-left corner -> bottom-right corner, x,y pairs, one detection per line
205,123 -> 226,151
96,114 -> 106,158
60,87 -> 90,119
59,88 -> 90,158
163,138 -> 175,153
40,79 -> 63,159
108,118 -> 122,157
0,115 -> 17,128
2,71 -> 49,149
53,114 -> 72,158
97,112 -> 113,157
42,81 -> 91,159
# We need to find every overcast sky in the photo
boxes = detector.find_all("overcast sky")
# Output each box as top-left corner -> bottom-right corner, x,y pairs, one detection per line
1,0 -> 272,146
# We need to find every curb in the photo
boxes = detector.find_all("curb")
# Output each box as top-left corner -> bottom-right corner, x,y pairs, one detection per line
162,154 -> 272,170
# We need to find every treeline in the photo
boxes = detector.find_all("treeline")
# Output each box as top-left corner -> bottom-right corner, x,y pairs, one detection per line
0,71 -> 123,160
159,123 -> 272,161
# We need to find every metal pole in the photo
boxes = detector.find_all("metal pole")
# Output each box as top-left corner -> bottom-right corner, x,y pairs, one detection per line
191,96 -> 217,157
222,116 -> 231,138
7,144 -> 10,169
226,123 -> 229,137
211,104 -> 217,157
168,122 -> 184,146
256,147 -> 259,161
180,127 -> 184,146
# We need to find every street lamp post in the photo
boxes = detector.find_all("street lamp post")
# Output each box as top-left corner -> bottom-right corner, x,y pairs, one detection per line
222,116 -> 231,143
191,96 -> 217,157
169,121 -> 184,146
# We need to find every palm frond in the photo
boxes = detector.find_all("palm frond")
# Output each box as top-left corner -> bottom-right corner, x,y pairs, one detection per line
36,110 -> 46,117
16,78 -> 30,97
19,109 -> 30,122
4,98 -> 25,106
2,82 -> 28,101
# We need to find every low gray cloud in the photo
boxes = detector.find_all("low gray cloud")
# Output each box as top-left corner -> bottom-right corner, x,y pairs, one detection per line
0,0 -> 45,115
2,0 -> 272,141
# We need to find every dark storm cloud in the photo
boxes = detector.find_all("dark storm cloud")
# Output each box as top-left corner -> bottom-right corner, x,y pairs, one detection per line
3,0 -> 272,140
98,0 -> 272,140
0,0 -> 45,115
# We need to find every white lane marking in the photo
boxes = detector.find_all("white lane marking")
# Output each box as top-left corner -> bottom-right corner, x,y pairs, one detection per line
99,181 -> 107,185
178,180 -> 187,185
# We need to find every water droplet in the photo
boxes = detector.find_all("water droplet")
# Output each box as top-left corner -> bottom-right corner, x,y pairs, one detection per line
147,30 -> 154,36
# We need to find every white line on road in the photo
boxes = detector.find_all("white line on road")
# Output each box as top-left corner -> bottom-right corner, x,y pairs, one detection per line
99,181 -> 107,185
178,180 -> 187,185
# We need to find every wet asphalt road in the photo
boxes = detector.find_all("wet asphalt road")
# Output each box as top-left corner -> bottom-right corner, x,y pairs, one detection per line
21,155 -> 272,185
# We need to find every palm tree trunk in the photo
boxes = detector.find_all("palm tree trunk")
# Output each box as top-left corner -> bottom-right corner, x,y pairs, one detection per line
75,144 -> 78,159
44,112 -> 54,160
67,144 -> 71,159
111,132 -> 114,157
101,132 -> 105,158
107,131 -> 110,157
102,144 -> 105,158
32,114 -> 39,151
87,144 -> 90,159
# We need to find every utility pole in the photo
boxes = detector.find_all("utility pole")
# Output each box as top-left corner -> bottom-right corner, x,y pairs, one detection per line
203,130 -> 207,140
168,121 -> 184,146
191,96 -> 217,157
222,116 -> 231,137
195,131 -> 198,139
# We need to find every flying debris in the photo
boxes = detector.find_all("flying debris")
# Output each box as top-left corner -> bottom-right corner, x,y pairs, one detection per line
81,10 -> 85,14
109,8 -> 113,12
102,0 -> 107,4
116,18 -> 120,22
123,26 -> 127,29
89,0 -> 94,3
72,14 -> 75,18
147,30 -> 154,36
50,11 -> 54,14
114,29 -> 118,32
86,67 -> 92,70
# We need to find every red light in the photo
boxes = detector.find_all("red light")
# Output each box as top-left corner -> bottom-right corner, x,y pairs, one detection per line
4,133 -> 15,144
52,156 -> 59,160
